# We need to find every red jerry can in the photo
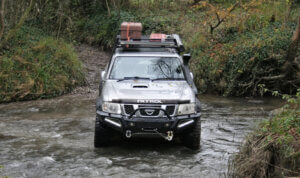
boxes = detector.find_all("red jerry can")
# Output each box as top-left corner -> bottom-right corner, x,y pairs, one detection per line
120,22 -> 142,40
150,33 -> 167,42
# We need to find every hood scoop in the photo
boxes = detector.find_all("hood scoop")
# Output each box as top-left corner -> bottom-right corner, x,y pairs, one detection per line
132,84 -> 149,88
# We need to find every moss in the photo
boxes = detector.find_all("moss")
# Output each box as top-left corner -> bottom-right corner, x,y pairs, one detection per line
0,26 -> 85,103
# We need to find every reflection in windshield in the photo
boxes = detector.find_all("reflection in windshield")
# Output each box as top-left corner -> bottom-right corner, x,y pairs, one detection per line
109,57 -> 185,80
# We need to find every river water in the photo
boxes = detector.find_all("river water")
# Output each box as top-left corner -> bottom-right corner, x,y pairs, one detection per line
0,94 -> 282,178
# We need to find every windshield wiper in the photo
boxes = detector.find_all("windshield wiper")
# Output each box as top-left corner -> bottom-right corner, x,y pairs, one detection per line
152,78 -> 185,81
117,76 -> 151,82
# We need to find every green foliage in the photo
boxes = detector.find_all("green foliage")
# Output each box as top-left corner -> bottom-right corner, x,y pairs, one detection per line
192,51 -> 222,93
73,8 -> 181,48
129,0 -> 184,10
0,26 -> 85,103
2,0 -> 299,101
191,20 -> 297,96
258,90 -> 300,165
92,0 -> 298,96
76,10 -> 137,47
222,23 -> 293,96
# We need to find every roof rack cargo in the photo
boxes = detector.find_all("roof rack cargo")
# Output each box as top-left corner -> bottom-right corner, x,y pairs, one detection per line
114,34 -> 185,54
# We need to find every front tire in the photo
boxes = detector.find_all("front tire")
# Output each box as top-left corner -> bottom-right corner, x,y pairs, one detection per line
180,118 -> 201,150
94,117 -> 113,147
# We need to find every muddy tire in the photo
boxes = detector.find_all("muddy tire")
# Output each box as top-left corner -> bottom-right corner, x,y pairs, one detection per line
180,118 -> 201,150
94,118 -> 113,147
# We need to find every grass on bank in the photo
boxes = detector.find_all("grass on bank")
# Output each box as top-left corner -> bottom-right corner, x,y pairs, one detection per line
0,26 -> 85,103
230,90 -> 300,177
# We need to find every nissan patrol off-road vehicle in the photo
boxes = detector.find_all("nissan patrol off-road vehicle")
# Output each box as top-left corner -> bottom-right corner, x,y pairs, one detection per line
94,24 -> 201,150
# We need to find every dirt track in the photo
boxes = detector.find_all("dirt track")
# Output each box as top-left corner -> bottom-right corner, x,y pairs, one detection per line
71,44 -> 110,98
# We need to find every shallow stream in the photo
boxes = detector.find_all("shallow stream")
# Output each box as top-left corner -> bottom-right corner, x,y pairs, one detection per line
0,94 -> 282,177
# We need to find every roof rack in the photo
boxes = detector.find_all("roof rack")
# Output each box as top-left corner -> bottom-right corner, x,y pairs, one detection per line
115,34 -> 185,54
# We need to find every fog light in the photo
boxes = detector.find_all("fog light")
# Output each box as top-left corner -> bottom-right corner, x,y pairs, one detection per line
104,118 -> 121,128
177,120 -> 194,128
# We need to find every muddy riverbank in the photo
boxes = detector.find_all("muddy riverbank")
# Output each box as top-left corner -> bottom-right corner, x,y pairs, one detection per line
69,44 -> 110,98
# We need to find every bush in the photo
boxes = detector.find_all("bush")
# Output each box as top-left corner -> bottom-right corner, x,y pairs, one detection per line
192,22 -> 296,96
0,26 -> 85,103
74,9 -> 178,48
75,10 -> 137,48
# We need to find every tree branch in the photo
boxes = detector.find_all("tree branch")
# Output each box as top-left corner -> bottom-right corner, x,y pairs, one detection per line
228,2 -> 239,13
209,2 -> 239,35
210,12 -> 224,34
261,75 -> 285,80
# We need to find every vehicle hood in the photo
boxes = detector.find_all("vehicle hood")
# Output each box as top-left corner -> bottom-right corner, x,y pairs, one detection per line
101,80 -> 195,103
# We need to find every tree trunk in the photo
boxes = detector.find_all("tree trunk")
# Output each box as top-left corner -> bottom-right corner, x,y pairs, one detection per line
285,3 -> 292,24
286,10 -> 300,64
283,10 -> 300,86
0,0 -> 5,39
105,0 -> 111,16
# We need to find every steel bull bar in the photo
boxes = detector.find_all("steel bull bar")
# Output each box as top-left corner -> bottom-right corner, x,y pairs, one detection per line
96,108 -> 201,141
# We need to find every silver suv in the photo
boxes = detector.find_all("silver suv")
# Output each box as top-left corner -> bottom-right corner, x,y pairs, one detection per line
95,34 -> 201,149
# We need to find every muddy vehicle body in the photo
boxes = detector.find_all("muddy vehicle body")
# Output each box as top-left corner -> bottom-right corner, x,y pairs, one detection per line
95,34 -> 201,149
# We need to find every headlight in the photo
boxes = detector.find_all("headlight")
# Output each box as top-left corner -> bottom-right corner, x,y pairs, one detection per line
177,103 -> 196,115
102,102 -> 121,114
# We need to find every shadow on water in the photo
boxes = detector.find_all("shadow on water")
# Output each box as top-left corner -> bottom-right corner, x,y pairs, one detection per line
0,94 -> 283,177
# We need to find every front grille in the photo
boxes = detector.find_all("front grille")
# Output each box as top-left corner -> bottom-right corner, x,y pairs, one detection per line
123,104 -> 176,116
166,106 -> 175,115
140,109 -> 160,116
124,105 -> 134,115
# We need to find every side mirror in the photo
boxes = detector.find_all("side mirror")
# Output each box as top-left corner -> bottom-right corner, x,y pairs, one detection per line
190,72 -> 194,80
183,53 -> 191,65
101,71 -> 106,80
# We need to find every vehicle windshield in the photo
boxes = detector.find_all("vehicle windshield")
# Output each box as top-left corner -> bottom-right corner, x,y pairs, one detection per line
109,56 -> 185,80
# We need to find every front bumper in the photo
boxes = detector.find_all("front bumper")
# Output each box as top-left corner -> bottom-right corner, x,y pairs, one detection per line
96,110 -> 201,136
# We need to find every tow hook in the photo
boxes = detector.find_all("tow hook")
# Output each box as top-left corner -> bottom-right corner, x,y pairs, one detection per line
153,130 -> 174,141
166,131 -> 173,141
125,130 -> 132,138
